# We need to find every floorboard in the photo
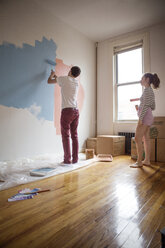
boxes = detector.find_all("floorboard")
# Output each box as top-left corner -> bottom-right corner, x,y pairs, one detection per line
0,156 -> 165,248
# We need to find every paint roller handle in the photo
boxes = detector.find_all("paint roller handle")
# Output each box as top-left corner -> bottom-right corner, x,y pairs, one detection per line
48,70 -> 57,84
50,69 -> 56,79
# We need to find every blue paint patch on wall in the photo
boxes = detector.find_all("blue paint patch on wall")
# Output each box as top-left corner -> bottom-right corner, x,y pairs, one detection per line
0,37 -> 57,121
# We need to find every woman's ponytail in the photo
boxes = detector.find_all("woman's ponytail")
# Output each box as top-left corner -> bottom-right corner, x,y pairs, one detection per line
152,73 -> 160,89
144,73 -> 160,89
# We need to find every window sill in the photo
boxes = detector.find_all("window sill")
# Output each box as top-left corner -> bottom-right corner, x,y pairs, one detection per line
114,120 -> 138,124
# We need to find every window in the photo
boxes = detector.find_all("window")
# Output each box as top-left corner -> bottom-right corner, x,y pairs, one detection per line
114,43 -> 143,121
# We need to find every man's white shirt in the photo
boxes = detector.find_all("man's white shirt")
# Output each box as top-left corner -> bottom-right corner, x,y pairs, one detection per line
57,76 -> 79,109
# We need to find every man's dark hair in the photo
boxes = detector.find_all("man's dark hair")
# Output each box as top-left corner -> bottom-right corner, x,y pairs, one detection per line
71,66 -> 81,78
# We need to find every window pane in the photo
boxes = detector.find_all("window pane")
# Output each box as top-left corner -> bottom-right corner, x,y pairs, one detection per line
117,48 -> 142,84
118,84 -> 142,120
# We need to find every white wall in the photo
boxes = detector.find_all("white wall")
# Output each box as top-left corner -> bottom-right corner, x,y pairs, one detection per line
97,41 -> 114,135
149,23 -> 165,116
0,0 -> 96,160
97,22 -> 165,135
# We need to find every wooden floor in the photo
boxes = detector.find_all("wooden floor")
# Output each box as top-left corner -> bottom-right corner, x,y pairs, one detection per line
0,156 -> 165,248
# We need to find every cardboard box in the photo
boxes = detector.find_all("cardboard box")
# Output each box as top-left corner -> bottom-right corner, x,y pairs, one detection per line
86,138 -> 97,154
157,139 -> 165,162
85,149 -> 94,159
97,135 -> 125,156
131,137 -> 155,161
150,117 -> 165,139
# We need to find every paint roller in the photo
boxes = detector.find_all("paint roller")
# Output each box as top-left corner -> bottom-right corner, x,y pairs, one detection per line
45,59 -> 56,67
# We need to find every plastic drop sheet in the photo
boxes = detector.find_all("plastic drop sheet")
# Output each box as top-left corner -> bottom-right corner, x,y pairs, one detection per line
0,153 -> 95,191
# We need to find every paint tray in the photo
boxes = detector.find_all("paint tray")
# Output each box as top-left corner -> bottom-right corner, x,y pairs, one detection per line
30,167 -> 56,177
96,154 -> 113,162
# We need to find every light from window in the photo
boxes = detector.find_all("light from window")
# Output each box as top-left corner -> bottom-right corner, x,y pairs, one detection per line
116,47 -> 142,121
117,48 -> 142,84
118,84 -> 141,120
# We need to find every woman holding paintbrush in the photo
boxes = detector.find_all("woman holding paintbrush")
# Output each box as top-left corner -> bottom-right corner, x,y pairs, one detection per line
130,73 -> 160,168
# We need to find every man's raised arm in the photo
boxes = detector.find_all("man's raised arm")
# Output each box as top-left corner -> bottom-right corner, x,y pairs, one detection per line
47,70 -> 57,84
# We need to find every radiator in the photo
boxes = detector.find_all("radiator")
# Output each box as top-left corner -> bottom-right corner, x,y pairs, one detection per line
118,132 -> 135,155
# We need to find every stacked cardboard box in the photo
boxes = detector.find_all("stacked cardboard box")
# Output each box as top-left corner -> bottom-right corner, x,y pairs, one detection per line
151,117 -> 165,139
86,138 -> 97,154
131,137 -> 155,161
157,139 -> 165,162
97,135 -> 125,156
151,117 -> 165,162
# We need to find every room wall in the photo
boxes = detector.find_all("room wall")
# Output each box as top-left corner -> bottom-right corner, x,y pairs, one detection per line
149,23 -> 165,116
97,41 -> 114,135
0,0 -> 96,160
97,22 -> 165,135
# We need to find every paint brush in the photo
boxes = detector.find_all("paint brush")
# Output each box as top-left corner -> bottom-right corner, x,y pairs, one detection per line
130,98 -> 140,102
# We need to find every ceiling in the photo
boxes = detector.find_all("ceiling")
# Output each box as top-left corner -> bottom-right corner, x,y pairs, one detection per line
36,0 -> 165,41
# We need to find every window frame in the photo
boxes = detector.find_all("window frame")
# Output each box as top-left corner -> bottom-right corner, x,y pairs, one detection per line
114,45 -> 143,121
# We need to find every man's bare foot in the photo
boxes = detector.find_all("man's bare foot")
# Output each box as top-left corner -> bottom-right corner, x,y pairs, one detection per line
130,161 -> 143,168
142,160 -> 151,166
